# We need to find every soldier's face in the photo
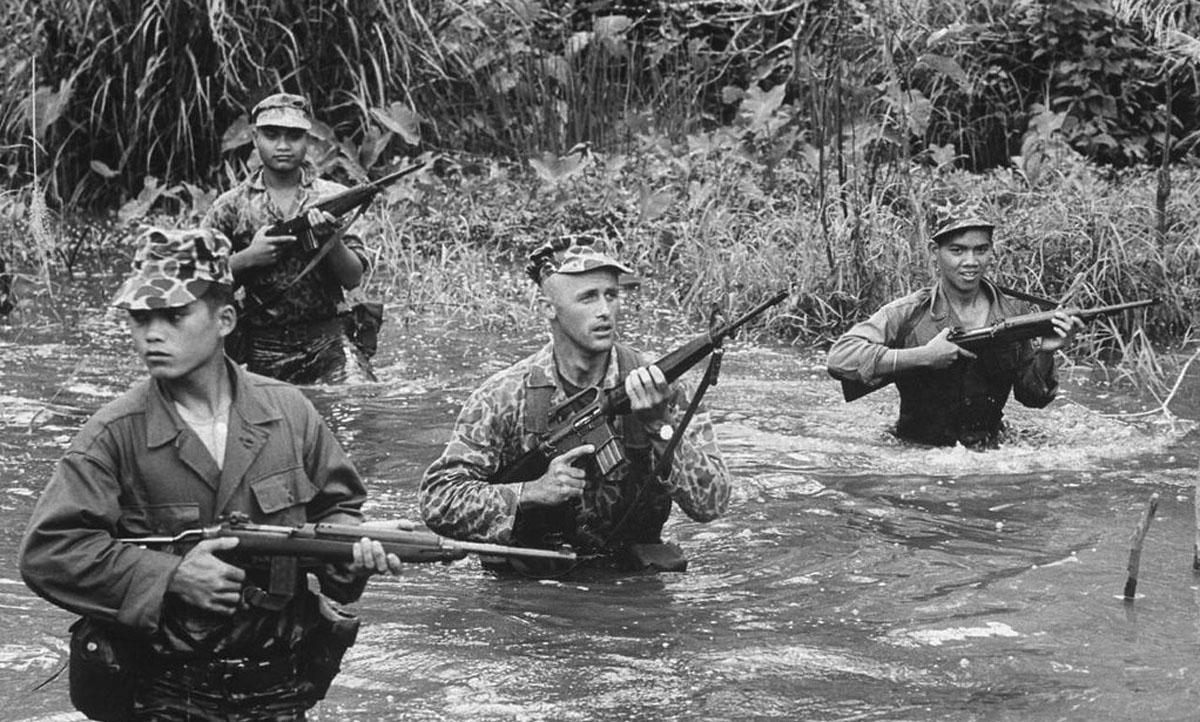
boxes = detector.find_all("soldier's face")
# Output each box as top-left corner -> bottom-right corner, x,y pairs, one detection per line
931,229 -> 993,294
253,126 -> 309,173
128,300 -> 234,381
542,269 -> 622,357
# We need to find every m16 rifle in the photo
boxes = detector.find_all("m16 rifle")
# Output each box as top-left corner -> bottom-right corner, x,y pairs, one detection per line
491,290 -> 789,485
119,512 -> 576,565
839,297 -> 1159,402
268,161 -> 426,253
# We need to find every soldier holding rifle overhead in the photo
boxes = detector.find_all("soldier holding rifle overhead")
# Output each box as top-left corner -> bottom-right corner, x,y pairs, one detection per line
19,228 -> 402,722
420,238 -> 732,573
203,93 -> 375,384
827,218 -> 1084,448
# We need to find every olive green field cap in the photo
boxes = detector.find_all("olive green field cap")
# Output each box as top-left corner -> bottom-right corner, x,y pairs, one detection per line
251,93 -> 312,130
525,238 -> 634,285
111,227 -> 233,310
931,218 -> 995,245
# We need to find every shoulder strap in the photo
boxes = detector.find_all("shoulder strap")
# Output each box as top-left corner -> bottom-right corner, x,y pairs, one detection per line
990,282 -> 1057,310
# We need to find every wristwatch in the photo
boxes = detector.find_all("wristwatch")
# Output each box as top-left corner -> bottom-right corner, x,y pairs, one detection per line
649,421 -> 675,442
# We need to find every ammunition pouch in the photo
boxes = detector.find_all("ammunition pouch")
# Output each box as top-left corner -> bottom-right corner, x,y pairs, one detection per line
344,301 -> 384,359
68,616 -> 140,722
300,595 -> 361,702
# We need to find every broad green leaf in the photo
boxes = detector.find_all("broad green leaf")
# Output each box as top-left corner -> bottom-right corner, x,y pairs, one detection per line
370,104 -> 422,146
89,160 -> 119,179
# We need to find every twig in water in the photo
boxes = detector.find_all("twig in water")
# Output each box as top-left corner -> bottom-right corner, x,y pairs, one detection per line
1106,344 -> 1200,419
1123,492 -> 1160,600
1194,479 -> 1200,572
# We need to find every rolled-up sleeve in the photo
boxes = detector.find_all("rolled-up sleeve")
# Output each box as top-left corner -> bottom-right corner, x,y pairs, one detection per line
827,303 -> 907,386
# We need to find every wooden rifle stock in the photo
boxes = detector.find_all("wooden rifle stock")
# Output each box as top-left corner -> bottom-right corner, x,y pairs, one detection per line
492,290 -> 788,485
838,297 -> 1159,402
120,514 -> 576,564
266,161 -> 426,252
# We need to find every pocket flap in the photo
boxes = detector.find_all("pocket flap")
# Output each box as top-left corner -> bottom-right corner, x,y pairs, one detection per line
250,468 -> 315,514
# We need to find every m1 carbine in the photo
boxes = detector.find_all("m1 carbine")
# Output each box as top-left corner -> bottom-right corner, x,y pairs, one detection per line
839,297 -> 1159,402
119,512 -> 576,565
491,290 -> 789,485
268,161 -> 425,252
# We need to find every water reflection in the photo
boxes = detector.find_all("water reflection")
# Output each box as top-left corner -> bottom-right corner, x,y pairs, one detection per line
3,277 -> 1200,721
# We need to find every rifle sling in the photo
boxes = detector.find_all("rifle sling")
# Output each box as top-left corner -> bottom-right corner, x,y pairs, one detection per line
990,282 -> 1058,311
652,345 -> 722,480
239,206 -> 365,322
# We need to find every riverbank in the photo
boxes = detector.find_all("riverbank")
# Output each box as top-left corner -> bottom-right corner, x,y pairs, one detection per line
2,144 -> 1197,399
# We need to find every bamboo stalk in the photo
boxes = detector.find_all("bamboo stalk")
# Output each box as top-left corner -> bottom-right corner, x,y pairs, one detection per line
1123,492 -> 1160,600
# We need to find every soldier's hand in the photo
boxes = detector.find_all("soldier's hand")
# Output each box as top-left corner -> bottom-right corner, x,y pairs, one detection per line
167,537 -> 247,615
244,225 -> 296,267
348,536 -> 404,577
923,328 -> 976,369
306,208 -> 339,238
627,365 -> 670,422
520,444 -> 593,508
1038,310 -> 1084,353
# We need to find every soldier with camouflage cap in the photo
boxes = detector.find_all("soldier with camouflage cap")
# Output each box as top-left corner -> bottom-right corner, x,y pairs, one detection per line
20,227 -> 402,721
420,237 -> 730,573
203,92 -> 375,385
827,217 -> 1083,447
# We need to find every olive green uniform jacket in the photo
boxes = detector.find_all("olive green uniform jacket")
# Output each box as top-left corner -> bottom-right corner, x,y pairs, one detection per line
19,361 -> 367,658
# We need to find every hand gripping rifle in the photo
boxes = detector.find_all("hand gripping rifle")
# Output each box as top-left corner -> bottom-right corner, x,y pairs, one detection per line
839,297 -> 1160,402
267,161 -> 426,253
118,512 -> 576,565
491,290 -> 789,486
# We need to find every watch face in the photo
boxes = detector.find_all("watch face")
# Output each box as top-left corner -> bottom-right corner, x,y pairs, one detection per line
658,424 -> 674,441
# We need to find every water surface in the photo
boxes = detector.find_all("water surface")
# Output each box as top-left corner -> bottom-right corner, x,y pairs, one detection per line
2,274 -> 1199,721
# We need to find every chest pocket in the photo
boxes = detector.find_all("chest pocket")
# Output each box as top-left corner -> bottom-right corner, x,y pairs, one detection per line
249,466 -> 317,523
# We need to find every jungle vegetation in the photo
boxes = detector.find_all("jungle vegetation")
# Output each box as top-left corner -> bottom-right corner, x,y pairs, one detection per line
2,0 -> 1200,398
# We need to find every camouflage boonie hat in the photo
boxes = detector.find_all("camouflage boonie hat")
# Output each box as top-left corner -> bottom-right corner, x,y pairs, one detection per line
931,217 -> 995,245
525,237 -> 634,285
251,93 -> 312,130
111,227 -> 233,310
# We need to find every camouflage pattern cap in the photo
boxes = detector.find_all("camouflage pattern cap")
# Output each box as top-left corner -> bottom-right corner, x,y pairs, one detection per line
931,217 -> 995,245
111,227 -> 233,310
251,93 -> 312,130
525,237 -> 634,285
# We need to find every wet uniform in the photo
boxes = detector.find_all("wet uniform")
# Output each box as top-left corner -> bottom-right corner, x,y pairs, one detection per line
827,279 -> 1057,447
19,361 -> 369,721
203,168 -> 372,384
420,341 -> 731,564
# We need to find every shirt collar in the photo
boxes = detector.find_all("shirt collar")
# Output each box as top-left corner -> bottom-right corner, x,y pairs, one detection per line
929,278 -> 1000,322
526,341 -> 621,391
145,358 -> 281,447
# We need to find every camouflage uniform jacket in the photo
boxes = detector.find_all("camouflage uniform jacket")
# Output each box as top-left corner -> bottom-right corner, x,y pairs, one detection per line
202,168 -> 370,330
420,341 -> 731,552
19,360 -> 367,658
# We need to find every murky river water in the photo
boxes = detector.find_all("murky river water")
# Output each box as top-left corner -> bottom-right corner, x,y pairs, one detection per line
2,273 -> 1200,721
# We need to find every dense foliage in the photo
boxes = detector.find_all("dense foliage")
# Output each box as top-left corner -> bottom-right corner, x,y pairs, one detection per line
2,0 -> 1199,393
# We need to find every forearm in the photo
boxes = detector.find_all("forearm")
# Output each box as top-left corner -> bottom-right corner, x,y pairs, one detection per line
420,452 -> 520,543
323,239 -> 365,289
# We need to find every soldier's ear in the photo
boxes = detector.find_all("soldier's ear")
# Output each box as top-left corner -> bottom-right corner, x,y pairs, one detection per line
216,303 -> 237,338
538,292 -> 556,321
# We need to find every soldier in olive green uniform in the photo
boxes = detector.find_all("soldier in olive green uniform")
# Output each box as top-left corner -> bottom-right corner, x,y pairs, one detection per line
20,228 -> 401,721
